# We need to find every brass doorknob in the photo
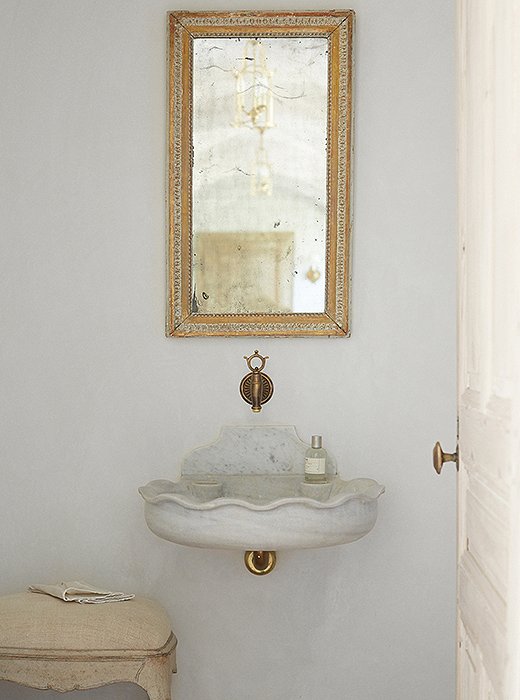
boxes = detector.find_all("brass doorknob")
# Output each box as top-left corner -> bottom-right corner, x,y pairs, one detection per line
433,441 -> 459,474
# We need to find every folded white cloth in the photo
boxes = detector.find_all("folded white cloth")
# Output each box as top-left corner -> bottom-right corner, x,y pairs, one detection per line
28,581 -> 135,604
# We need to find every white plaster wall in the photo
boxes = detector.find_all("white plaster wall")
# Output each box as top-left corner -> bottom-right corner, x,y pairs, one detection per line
0,1 -> 456,699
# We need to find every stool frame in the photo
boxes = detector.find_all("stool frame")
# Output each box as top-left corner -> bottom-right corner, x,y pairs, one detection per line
0,632 -> 176,699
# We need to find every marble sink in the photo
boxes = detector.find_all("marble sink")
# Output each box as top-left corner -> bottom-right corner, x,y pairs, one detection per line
139,426 -> 384,551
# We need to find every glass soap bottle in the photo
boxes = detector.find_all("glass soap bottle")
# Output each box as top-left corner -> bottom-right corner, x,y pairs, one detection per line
304,435 -> 328,483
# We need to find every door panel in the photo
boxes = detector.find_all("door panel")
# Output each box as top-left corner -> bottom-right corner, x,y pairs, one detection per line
457,0 -> 520,697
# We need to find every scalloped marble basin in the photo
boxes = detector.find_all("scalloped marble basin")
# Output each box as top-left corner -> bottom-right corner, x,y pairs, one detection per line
139,426 -> 384,551
140,474 -> 383,550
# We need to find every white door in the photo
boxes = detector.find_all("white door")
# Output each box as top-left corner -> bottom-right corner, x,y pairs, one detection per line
450,1 -> 520,697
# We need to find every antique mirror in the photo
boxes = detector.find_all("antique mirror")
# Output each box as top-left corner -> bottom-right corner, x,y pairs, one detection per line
167,11 -> 354,336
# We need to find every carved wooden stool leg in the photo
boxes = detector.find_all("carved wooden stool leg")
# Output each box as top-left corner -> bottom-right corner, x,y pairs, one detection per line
135,651 -> 174,700
143,688 -> 172,700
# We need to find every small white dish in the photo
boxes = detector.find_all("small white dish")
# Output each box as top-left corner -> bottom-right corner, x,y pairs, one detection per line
189,480 -> 223,500
298,480 -> 333,500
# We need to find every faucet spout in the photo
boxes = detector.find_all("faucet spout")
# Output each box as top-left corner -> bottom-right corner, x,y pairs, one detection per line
251,370 -> 263,412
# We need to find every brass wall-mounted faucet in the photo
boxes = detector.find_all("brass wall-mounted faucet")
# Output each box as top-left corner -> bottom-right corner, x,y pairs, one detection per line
239,350 -> 274,413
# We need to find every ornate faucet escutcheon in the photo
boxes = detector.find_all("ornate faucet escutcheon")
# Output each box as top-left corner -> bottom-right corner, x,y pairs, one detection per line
239,350 -> 274,413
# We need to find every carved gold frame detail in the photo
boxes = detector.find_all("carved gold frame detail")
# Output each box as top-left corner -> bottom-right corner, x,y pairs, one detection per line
167,10 -> 354,337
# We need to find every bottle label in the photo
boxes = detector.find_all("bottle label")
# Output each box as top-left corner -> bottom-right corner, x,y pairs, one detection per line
305,457 -> 326,475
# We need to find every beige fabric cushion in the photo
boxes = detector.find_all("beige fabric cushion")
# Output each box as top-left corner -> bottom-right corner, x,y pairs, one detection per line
0,593 -> 172,653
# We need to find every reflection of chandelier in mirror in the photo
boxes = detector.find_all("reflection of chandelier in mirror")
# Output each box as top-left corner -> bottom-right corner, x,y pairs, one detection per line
233,39 -> 274,196
233,39 -> 274,130
251,133 -> 273,196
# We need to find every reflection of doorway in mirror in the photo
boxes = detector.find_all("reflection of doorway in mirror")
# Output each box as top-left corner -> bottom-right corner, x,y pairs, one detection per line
192,231 -> 294,314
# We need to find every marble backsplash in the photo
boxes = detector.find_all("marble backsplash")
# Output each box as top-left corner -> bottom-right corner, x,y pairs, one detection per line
181,425 -> 337,477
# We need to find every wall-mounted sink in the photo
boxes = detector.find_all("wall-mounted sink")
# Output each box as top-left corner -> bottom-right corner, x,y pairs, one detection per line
139,426 -> 384,573
139,474 -> 383,551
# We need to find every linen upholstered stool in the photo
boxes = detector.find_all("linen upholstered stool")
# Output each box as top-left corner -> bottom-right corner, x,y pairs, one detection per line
0,592 -> 177,699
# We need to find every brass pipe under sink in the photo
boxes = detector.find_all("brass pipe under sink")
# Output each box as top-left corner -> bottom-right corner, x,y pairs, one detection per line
244,550 -> 277,575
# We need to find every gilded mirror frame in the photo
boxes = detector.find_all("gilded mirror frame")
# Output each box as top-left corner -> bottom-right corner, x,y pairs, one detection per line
167,10 -> 354,337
